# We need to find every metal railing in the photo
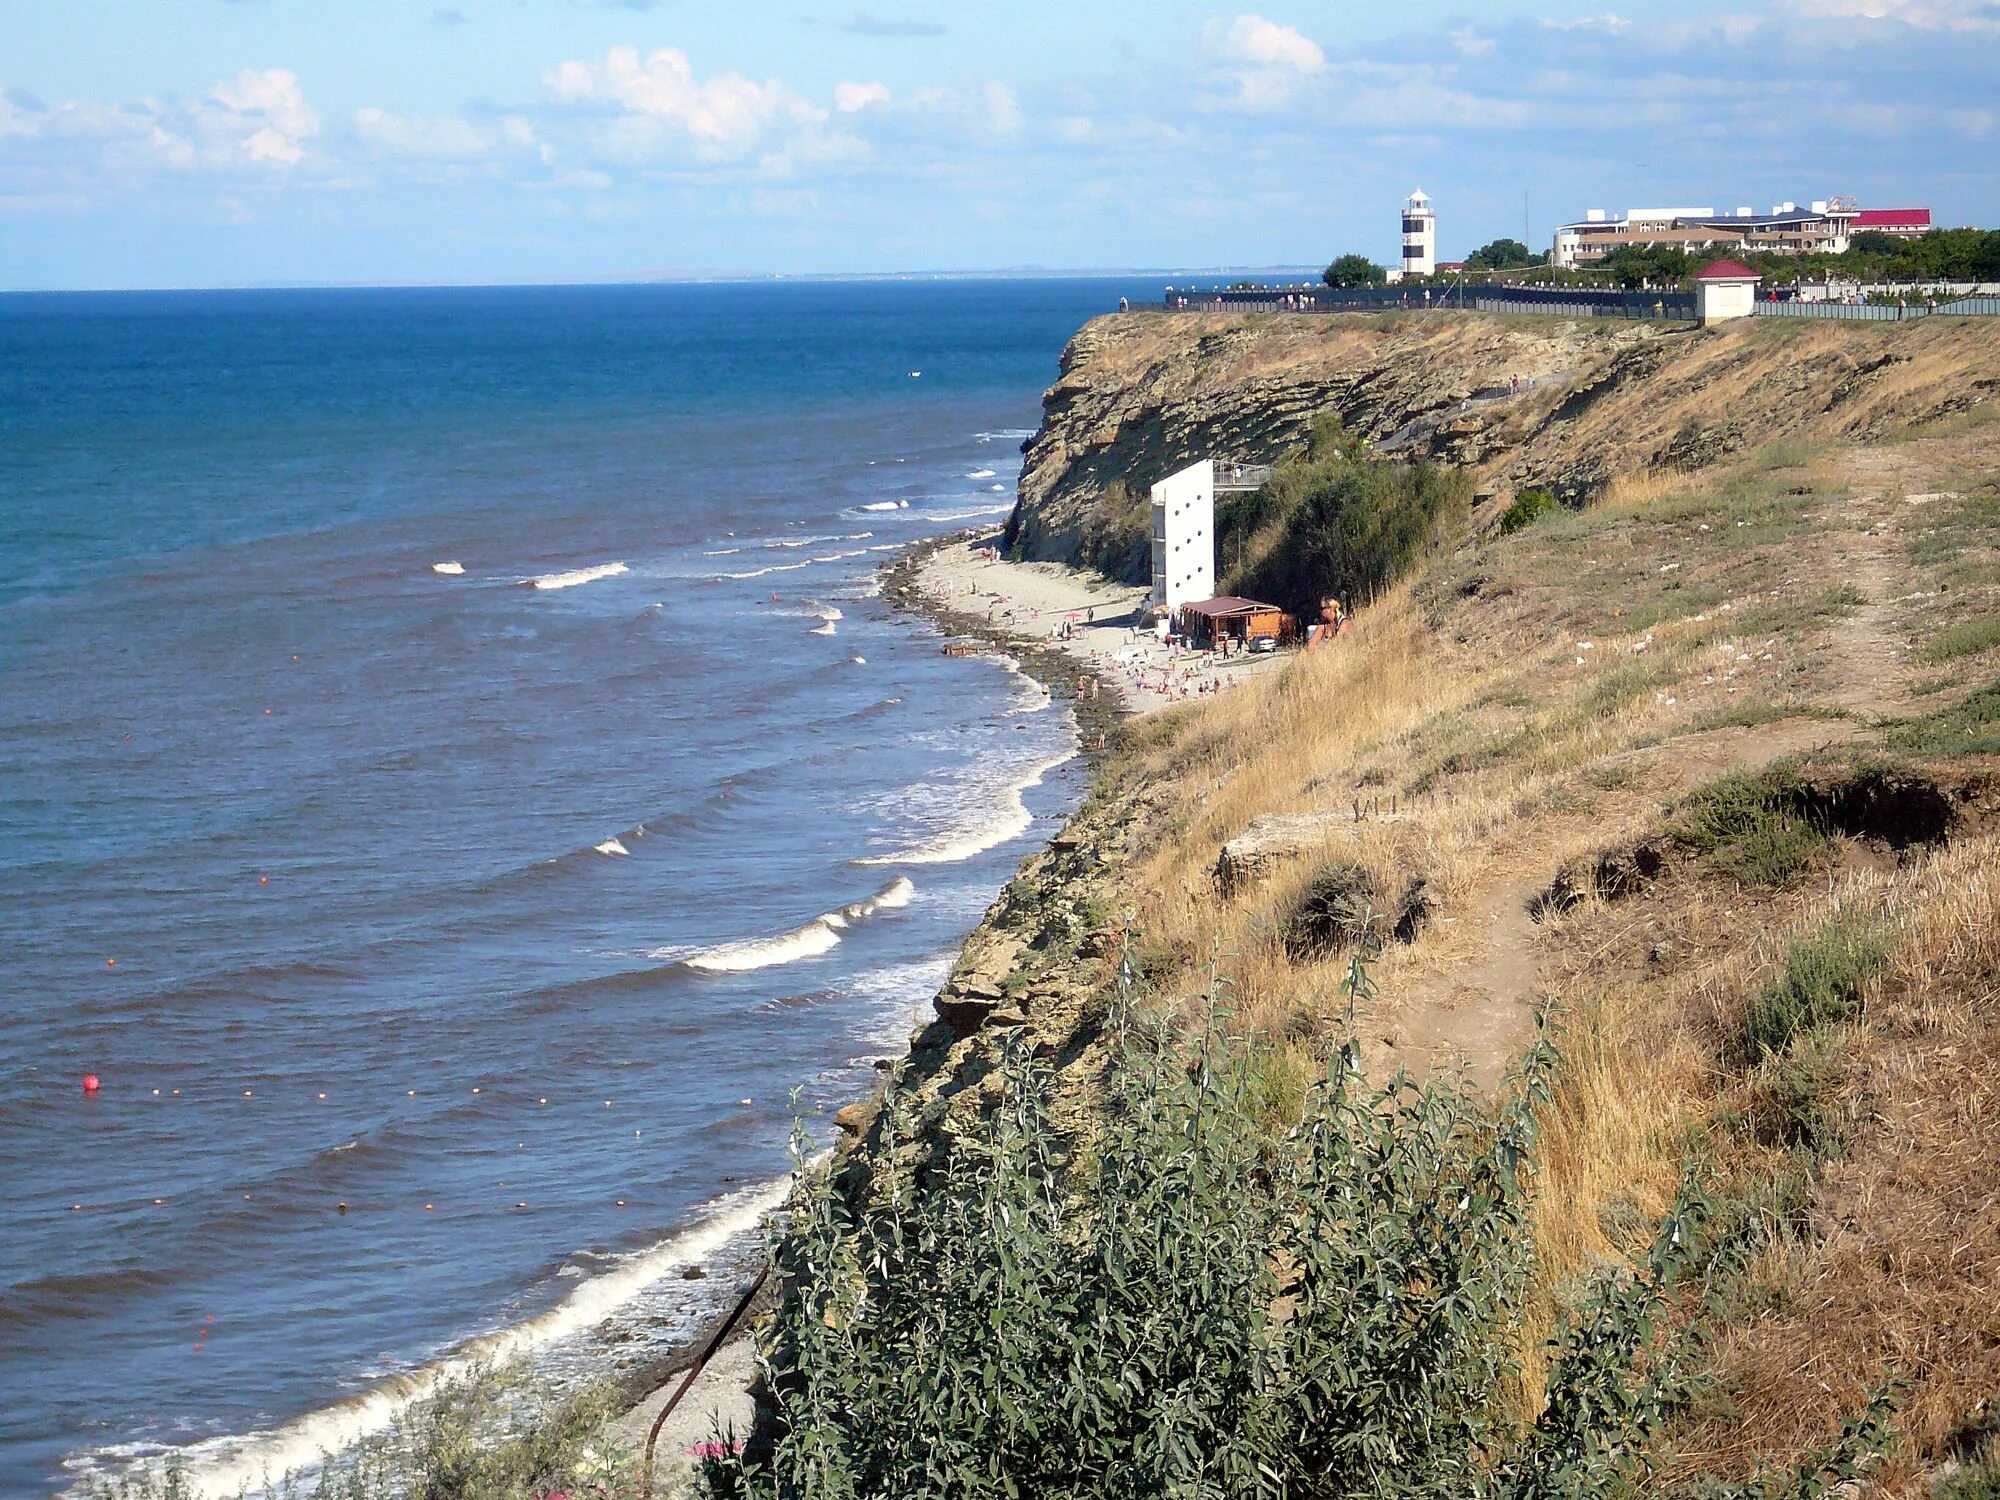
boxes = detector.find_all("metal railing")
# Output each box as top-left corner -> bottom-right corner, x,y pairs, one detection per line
1753,297 -> 2000,320
1755,300 -> 1916,321
1155,283 -> 1696,321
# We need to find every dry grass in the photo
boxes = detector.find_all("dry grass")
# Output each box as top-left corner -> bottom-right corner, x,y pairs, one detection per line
1657,837 -> 2000,1489
1081,403 -> 2000,1487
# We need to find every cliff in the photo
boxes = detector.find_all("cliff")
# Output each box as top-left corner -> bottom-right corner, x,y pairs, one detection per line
1005,309 -> 2000,562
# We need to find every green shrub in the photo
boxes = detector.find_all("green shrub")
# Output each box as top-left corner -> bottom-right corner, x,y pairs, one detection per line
1673,766 -> 1828,885
1919,614 -> 2000,663
1075,479 -> 1154,584
1751,1028 -> 1849,1160
1281,860 -> 1382,960
1884,677 -> 2000,757
1743,913 -> 1891,1060
1221,454 -> 1472,618
699,953 -> 1745,1500
1498,488 -> 1560,535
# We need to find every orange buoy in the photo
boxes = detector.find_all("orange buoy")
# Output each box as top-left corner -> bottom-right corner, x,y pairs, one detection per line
106,958 -> 116,968
259,876 -> 269,885
337,1201 -> 348,1214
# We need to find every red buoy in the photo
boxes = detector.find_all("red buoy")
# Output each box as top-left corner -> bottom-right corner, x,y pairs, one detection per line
82,1074 -> 101,1094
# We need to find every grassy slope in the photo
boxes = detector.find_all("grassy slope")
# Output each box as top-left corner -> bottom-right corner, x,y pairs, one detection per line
1106,399 -> 2000,1491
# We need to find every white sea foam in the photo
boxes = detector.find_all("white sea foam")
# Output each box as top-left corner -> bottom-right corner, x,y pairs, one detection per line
594,838 -> 630,858
528,562 -> 627,591
809,621 -> 837,636
850,655 -> 867,664
998,656 -> 1052,716
430,561 -> 465,576
857,750 -> 1074,866
818,607 -> 844,621
988,484 -> 1007,493
715,560 -> 813,580
681,876 -> 915,973
928,504 -> 1013,524
703,546 -> 745,557
857,500 -> 910,513
131,1181 -> 790,1500
966,468 -> 997,479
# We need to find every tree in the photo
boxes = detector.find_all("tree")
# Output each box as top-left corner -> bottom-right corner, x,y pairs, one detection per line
1469,237 -> 1537,271
1848,230 -> 1902,258
1323,254 -> 1386,289
1602,245 -> 1690,289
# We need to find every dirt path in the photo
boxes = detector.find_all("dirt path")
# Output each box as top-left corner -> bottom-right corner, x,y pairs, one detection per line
1393,447 -> 1937,1090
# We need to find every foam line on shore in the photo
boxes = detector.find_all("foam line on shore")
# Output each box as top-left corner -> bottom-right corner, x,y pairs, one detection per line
857,750 -> 1074,866
111,1181 -> 789,1500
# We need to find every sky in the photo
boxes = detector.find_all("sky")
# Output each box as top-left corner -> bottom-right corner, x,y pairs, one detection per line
1,0 -> 1996,289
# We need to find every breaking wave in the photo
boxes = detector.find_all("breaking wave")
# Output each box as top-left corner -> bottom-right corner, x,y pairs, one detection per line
528,562 -> 627,591
593,838 -> 630,858
715,560 -> 813,581
129,1182 -> 788,1500
680,877 -> 916,974
857,750 -> 1073,866
430,561 -> 465,576
856,500 -> 910,513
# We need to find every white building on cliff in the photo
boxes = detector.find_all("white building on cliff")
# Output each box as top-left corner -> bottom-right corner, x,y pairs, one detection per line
1150,460 -> 1215,613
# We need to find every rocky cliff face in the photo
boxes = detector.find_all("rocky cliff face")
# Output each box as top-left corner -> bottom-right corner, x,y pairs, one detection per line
1005,310 -> 2000,561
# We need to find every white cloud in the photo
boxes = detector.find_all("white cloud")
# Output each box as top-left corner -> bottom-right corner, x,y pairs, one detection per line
1450,26 -> 1495,57
834,80 -> 891,112
1211,14 -> 1325,72
1781,0 -> 2000,30
0,68 -> 324,178
353,107 -> 489,160
982,81 -> 1021,135
210,69 -> 318,145
1205,14 -> 1325,108
1539,13 -> 1629,31
543,45 -> 835,162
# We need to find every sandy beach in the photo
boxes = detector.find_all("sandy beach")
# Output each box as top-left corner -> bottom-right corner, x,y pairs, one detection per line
613,1333 -> 758,1489
911,531 -> 1287,714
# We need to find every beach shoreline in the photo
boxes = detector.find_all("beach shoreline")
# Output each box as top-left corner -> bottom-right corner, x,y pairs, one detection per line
886,528 -> 1288,716
609,528 -> 1145,1488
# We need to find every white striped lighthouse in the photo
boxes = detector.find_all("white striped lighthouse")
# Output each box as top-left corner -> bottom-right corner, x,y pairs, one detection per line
1401,189 -> 1436,278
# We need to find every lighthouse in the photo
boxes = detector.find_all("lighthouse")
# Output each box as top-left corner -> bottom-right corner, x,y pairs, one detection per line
1401,189 -> 1436,278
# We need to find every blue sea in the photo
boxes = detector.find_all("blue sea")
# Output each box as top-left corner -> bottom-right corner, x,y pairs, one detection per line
0,279 -> 1162,1496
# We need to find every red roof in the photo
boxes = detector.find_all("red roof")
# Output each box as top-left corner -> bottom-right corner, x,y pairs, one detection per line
1694,259 -> 1761,281
1180,596 -> 1283,618
1853,208 -> 1931,229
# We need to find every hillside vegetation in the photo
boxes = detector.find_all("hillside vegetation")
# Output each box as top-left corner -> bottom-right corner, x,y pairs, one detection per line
750,318 -> 2000,1500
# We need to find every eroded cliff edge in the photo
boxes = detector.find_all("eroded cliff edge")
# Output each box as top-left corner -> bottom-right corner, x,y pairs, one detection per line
1004,308 -> 2000,563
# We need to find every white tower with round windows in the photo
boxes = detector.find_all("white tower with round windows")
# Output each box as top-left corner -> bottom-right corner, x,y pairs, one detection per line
1401,189 -> 1436,278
